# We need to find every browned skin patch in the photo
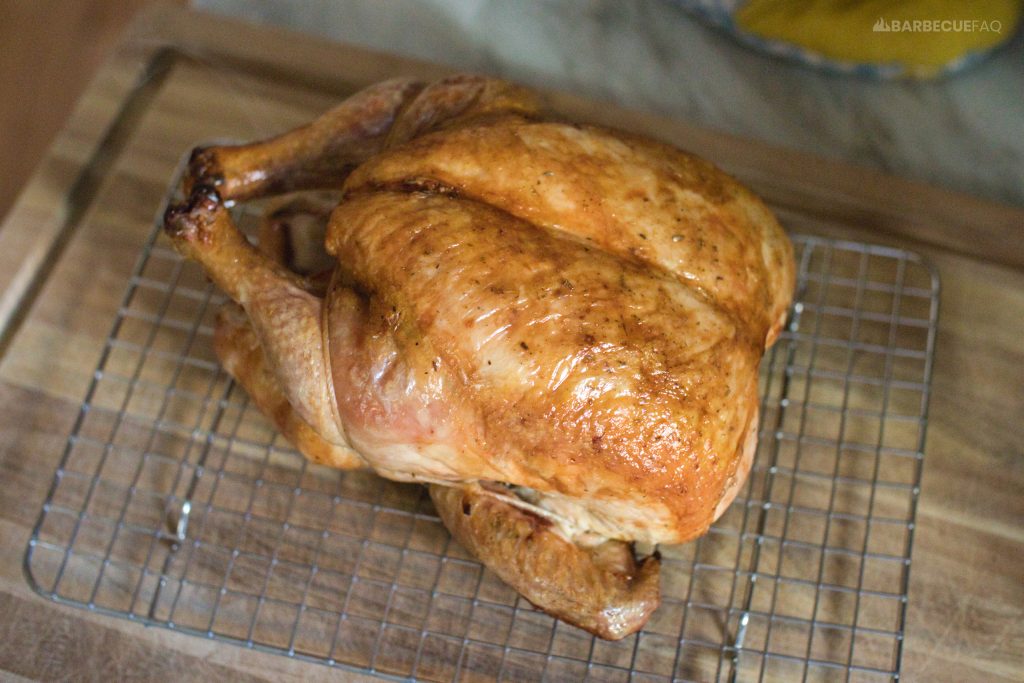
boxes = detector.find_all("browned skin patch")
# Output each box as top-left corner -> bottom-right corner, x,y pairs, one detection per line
430,484 -> 660,640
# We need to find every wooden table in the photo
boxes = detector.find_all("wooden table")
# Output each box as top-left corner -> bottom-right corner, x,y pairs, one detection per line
0,5 -> 1020,681
0,0 -> 186,222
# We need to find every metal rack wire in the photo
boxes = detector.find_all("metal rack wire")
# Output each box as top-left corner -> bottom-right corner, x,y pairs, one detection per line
25,164 -> 939,682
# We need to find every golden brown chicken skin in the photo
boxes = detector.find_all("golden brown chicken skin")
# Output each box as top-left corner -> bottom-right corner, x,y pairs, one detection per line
323,188 -> 766,545
163,74 -> 795,639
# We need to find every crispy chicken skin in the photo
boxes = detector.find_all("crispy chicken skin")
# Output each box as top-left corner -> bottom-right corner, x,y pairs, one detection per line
431,484 -> 661,641
163,75 -> 795,639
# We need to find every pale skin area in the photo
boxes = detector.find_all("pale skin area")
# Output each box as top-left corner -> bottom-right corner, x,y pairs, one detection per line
163,75 -> 795,639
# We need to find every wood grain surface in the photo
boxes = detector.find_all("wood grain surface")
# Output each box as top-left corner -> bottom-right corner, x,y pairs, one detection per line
0,0 -> 187,223
0,5 -> 1020,682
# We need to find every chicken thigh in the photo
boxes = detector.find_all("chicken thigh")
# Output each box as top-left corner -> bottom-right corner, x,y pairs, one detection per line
164,75 -> 795,639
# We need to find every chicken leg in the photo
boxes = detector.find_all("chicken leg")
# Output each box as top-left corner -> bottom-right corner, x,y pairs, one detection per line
164,187 -> 348,451
185,75 -> 546,202
184,78 -> 425,201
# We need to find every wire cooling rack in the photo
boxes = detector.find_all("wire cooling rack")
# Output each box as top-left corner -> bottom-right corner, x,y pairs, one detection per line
25,162 -> 939,682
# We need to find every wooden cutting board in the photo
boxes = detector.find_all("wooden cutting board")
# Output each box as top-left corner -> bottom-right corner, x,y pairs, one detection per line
0,5 -> 1020,681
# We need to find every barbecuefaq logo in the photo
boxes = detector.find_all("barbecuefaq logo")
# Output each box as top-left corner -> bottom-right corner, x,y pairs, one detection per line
873,17 -> 1003,32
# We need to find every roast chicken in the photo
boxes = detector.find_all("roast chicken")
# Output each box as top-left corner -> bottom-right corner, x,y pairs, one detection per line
163,75 -> 795,639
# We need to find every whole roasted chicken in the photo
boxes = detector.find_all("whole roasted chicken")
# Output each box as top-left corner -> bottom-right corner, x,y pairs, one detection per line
164,75 -> 795,639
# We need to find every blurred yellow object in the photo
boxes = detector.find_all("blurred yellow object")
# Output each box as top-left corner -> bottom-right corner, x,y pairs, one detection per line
736,0 -> 1022,77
